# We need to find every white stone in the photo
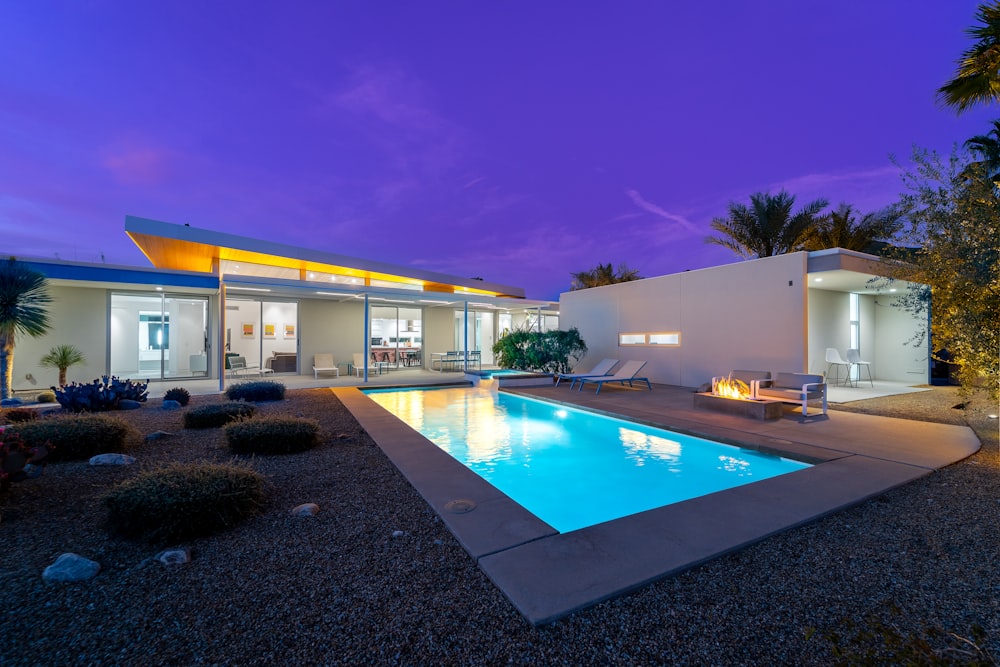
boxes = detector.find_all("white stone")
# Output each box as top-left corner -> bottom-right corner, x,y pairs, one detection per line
161,400 -> 182,410
42,553 -> 100,582
155,549 -> 191,565
290,503 -> 320,517
89,453 -> 136,466
391,530 -> 405,538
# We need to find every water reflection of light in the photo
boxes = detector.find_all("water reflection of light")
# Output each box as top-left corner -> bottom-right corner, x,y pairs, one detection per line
554,409 -> 567,418
619,427 -> 681,466
717,455 -> 752,475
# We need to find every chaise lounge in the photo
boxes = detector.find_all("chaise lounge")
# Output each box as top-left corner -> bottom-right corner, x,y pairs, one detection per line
312,354 -> 339,379
555,358 -> 618,389
577,360 -> 651,394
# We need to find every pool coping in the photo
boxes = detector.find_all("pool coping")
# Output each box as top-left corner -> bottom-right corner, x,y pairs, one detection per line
333,385 -> 981,626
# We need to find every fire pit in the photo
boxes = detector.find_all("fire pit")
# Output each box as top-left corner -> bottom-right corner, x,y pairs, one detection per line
693,376 -> 784,420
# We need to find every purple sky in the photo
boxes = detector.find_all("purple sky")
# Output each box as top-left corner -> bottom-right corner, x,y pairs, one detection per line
1,2 -> 996,300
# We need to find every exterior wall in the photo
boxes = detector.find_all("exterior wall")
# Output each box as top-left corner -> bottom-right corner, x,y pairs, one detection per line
14,285 -> 108,393
806,289 -> 850,375
422,308 -> 456,367
560,253 -> 809,387
299,299 -> 365,372
874,294 -> 928,382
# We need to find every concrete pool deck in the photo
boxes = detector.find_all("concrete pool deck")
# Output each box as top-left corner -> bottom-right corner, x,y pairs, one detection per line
335,382 -> 981,626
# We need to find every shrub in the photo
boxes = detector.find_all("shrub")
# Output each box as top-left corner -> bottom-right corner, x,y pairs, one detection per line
183,402 -> 256,429
9,414 -> 139,463
225,380 -> 285,403
224,416 -> 321,455
104,461 -> 268,544
35,390 -> 56,403
492,325 -> 587,374
163,387 -> 191,406
1,431 -> 49,493
3,408 -> 38,424
53,376 -> 148,412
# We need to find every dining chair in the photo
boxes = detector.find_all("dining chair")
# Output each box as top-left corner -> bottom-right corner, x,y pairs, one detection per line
846,349 -> 873,387
825,348 -> 854,386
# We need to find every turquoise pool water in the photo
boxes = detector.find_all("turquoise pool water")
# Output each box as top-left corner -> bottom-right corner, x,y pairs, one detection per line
364,386 -> 810,533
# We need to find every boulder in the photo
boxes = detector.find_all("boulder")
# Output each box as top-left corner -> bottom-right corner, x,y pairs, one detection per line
290,503 -> 320,517
42,553 -> 100,582
161,400 -> 182,411
118,399 -> 142,410
145,430 -> 175,442
89,453 -> 136,466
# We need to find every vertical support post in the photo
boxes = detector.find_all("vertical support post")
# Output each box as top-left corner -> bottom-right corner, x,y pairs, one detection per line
463,301 -> 469,371
218,283 -> 227,392
363,294 -> 370,382
537,306 -> 542,332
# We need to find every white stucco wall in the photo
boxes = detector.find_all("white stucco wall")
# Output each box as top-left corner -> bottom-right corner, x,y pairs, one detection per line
874,294 -> 929,382
806,289 -> 850,375
14,286 -> 108,393
560,253 -> 809,387
299,299 -> 364,372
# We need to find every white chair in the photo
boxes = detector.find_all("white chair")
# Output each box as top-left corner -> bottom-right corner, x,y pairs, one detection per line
846,349 -> 873,387
312,354 -> 339,379
825,348 -> 853,386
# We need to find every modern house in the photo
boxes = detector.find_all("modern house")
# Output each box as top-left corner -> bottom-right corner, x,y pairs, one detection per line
11,216 -> 559,392
559,249 -> 929,388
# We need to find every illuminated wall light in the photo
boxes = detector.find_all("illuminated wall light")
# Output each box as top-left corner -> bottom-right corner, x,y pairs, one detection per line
814,277 -> 823,283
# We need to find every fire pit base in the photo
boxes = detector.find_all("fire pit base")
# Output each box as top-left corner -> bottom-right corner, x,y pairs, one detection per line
693,392 -> 784,420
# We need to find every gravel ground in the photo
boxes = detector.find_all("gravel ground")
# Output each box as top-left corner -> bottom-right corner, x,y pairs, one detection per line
1,386 -> 998,666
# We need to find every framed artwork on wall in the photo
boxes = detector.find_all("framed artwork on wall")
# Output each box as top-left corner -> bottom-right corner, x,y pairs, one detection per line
284,323 -> 296,339
241,322 -> 255,338
263,323 -> 276,339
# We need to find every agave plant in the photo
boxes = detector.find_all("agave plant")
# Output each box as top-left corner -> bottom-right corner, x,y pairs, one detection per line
40,344 -> 86,387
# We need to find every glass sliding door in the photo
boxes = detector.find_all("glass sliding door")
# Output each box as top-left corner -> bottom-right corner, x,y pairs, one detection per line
224,298 -> 298,373
371,306 -> 422,368
110,293 -> 209,380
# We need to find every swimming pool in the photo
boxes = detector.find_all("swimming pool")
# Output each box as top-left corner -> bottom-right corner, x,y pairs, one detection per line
365,386 -> 810,533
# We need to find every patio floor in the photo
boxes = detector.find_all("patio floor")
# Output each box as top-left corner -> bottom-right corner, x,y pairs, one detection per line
338,380 -> 981,625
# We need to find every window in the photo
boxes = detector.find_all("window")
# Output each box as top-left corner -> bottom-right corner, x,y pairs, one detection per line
619,332 -> 681,347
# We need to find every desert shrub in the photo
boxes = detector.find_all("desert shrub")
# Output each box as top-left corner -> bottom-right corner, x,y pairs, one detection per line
163,387 -> 191,406
224,381 -> 285,403
35,390 -> 56,403
183,402 -> 256,429
54,376 -> 149,412
8,414 -> 139,463
224,416 -> 321,455
3,408 -> 38,424
104,461 -> 268,544
1,431 -> 49,493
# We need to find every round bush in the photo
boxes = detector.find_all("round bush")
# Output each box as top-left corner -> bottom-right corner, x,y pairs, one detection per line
163,387 -> 191,406
183,402 -> 256,429
3,408 -> 38,424
36,391 -> 57,404
224,381 -> 285,403
104,461 -> 268,544
224,416 -> 321,455
9,414 -> 140,462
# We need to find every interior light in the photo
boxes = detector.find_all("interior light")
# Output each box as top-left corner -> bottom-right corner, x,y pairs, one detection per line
227,287 -> 272,292
814,278 -> 823,283
308,273 -> 315,279
889,288 -> 897,293
315,291 -> 354,297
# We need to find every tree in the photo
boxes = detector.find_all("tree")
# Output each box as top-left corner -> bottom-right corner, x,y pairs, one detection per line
570,263 -> 641,290
0,258 -> 52,400
706,190 -> 828,259
798,203 -> 903,254
885,147 -> 999,398
40,344 -> 86,386
963,118 -> 1000,188
937,2 -> 1000,113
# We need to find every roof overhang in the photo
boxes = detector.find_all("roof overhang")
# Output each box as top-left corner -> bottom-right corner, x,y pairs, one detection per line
125,216 -> 525,299
806,248 -> 923,295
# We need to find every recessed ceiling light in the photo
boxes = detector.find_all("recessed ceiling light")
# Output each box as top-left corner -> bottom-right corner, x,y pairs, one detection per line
889,288 -> 897,293
814,278 -> 823,283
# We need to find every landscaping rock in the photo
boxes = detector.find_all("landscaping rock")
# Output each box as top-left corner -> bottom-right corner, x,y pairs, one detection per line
119,399 -> 142,410
291,503 -> 320,517
89,453 -> 136,466
162,400 -> 182,411
1,397 -> 24,407
145,430 -> 176,442
42,553 -> 100,582
391,530 -> 406,538
155,549 -> 191,565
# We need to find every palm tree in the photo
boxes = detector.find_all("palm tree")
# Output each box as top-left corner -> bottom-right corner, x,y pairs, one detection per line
40,344 -> 87,386
0,258 -> 52,399
938,2 -> 1000,113
964,119 -> 1000,188
706,191 -> 828,259
570,263 -> 641,290
798,203 -> 904,254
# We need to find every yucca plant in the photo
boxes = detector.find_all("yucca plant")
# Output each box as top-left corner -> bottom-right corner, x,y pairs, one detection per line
40,344 -> 86,386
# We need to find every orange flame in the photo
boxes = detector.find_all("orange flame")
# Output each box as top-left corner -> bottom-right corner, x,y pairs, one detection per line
713,376 -> 751,400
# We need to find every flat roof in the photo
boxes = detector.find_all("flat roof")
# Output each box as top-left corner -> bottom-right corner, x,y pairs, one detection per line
125,216 -> 526,299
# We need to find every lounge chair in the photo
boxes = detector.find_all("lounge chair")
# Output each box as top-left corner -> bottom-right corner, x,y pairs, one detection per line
555,358 -> 618,389
312,354 -> 339,379
577,360 -> 652,394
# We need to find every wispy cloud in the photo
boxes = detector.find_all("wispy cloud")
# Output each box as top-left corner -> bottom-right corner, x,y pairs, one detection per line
768,165 -> 904,211
625,189 -> 699,233
327,64 -> 442,132
100,136 -> 176,186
